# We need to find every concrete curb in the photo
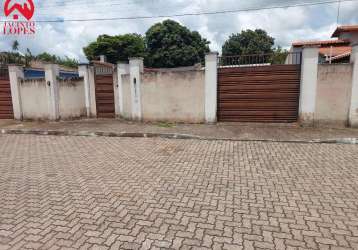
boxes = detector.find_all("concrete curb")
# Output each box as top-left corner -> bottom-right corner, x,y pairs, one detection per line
1,128 -> 357,144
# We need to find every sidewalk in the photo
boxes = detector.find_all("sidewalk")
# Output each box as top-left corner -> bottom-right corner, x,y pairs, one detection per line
1,118 -> 358,142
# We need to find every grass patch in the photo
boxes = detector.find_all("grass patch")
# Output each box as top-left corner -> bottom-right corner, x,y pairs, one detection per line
157,122 -> 176,128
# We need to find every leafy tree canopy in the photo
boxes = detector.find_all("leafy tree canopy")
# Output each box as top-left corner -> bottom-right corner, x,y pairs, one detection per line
2,40 -> 78,68
36,52 -> 79,68
145,20 -> 210,68
12,40 -> 19,51
222,29 -> 275,56
83,34 -> 146,64
271,47 -> 289,64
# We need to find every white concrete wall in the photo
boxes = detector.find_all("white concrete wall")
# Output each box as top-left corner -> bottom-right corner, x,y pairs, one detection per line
78,65 -> 91,117
299,47 -> 319,125
315,64 -> 353,126
58,79 -> 87,119
121,74 -> 132,119
116,63 -> 130,117
19,77 -> 87,120
20,79 -> 50,120
129,58 -> 143,120
45,64 -> 60,120
349,44 -> 358,127
205,52 -> 218,123
88,66 -> 97,117
140,69 -> 205,123
8,66 -> 24,120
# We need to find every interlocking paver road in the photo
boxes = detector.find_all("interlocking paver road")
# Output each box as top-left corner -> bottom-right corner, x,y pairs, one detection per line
1,134 -> 358,250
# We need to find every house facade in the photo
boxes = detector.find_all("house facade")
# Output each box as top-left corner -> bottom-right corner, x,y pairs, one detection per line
291,25 -> 358,63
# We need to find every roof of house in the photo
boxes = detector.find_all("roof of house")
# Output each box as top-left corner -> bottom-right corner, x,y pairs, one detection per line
319,46 -> 352,57
292,39 -> 349,47
24,68 -> 79,79
292,39 -> 352,62
330,51 -> 351,61
332,25 -> 358,37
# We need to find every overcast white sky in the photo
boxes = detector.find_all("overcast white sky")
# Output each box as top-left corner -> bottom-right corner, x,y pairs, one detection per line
1,0 -> 358,62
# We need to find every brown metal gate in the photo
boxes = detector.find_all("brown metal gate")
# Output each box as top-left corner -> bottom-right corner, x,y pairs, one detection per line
217,53 -> 301,123
94,64 -> 115,118
0,67 -> 13,119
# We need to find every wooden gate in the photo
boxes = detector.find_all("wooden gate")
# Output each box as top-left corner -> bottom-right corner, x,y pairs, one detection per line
94,64 -> 115,118
217,53 -> 301,123
0,67 -> 13,119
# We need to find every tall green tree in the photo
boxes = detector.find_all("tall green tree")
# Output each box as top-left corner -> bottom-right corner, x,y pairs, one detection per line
270,47 -> 289,64
12,40 -> 19,51
222,29 -> 275,56
83,34 -> 146,64
145,20 -> 210,68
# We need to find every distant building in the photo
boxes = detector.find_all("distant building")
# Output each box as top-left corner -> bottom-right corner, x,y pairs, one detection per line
291,25 -> 358,64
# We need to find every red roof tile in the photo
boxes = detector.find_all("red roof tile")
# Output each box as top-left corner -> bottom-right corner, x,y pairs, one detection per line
332,25 -> 358,37
330,52 -> 351,61
292,39 -> 349,47
319,46 -> 351,57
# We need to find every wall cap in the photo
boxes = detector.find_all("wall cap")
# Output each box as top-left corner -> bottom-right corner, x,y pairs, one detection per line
206,51 -> 219,55
128,57 -> 144,61
8,65 -> 24,72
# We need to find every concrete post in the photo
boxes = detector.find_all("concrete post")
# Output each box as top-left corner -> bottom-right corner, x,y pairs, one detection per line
44,64 -> 60,120
100,55 -> 107,63
349,44 -> 358,127
129,58 -> 143,120
117,63 -> 130,117
299,46 -> 319,126
205,52 -> 219,123
78,64 -> 91,117
8,65 -> 24,120
88,65 -> 97,117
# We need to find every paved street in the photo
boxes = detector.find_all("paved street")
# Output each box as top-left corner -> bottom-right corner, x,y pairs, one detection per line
1,134 -> 358,250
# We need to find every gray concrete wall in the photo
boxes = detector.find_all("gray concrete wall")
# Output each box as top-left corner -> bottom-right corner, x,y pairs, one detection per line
315,64 -> 353,126
121,74 -> 132,119
20,77 -> 86,120
339,33 -> 358,44
140,70 -> 205,123
20,79 -> 50,120
58,79 -> 87,119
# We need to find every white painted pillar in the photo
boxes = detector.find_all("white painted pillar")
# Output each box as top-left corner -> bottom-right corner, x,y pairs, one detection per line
44,64 -> 60,120
299,46 -> 319,126
78,64 -> 91,117
88,65 -> 97,117
205,52 -> 219,123
117,63 -> 129,117
129,58 -> 143,120
349,44 -> 358,127
8,65 -> 24,120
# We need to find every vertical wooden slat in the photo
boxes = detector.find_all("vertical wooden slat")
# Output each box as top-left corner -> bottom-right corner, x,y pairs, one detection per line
94,68 -> 115,118
217,65 -> 301,123
0,68 -> 13,119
